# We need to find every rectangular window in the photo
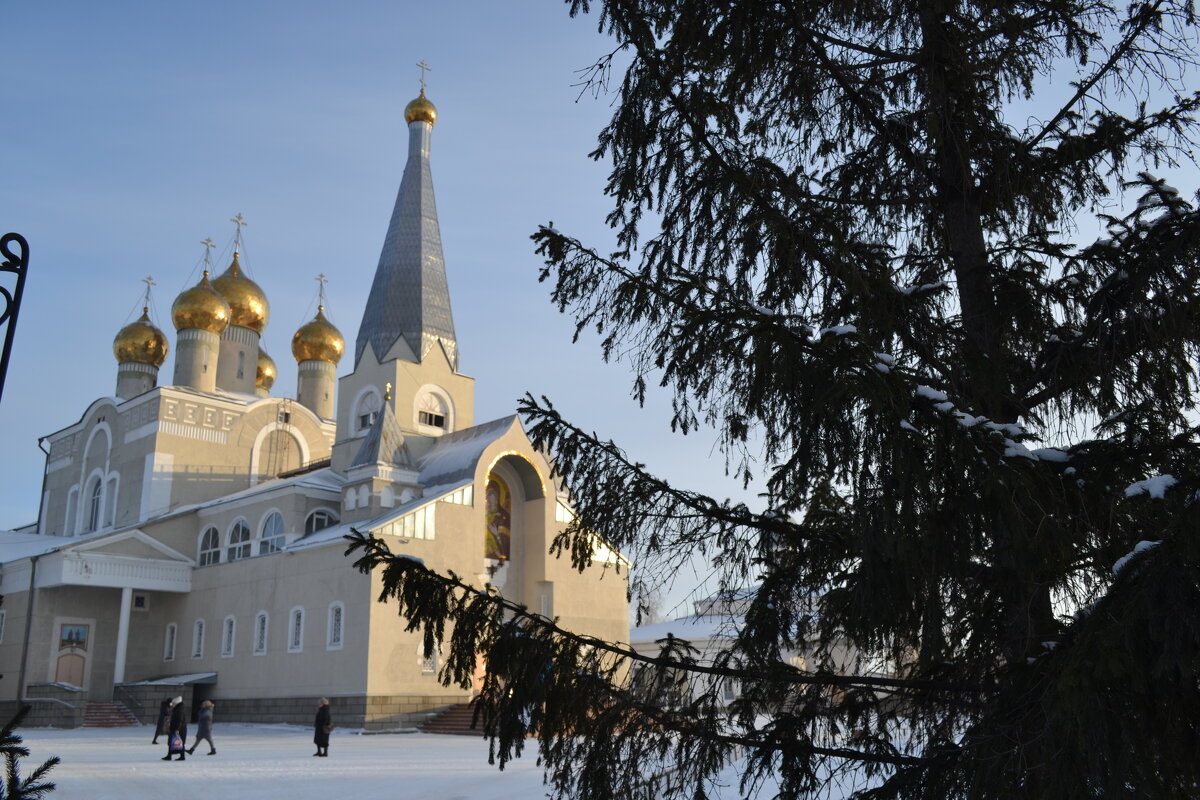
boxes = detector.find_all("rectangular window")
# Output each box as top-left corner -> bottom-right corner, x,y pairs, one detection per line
439,486 -> 474,506
163,623 -> 176,662
192,620 -> 204,659
133,593 -> 149,611
418,410 -> 445,428
0,609 -> 6,643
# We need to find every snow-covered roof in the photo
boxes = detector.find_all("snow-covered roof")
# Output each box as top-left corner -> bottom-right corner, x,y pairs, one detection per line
122,672 -> 218,686
164,467 -> 344,520
418,415 -> 518,486
286,480 -> 472,552
0,530 -> 73,563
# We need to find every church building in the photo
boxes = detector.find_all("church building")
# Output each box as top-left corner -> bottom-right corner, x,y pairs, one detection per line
0,88 -> 630,729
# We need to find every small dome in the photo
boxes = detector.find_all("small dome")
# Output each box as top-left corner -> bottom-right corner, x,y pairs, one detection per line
256,348 -> 277,392
172,272 -> 231,333
113,308 -> 169,366
292,305 -> 345,364
211,252 -> 269,333
404,90 -> 437,126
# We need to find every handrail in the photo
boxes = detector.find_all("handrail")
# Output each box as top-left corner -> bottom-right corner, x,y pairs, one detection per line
20,696 -> 75,710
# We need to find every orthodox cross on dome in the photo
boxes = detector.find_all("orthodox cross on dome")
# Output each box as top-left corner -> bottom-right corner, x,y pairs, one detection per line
200,237 -> 215,270
315,273 -> 328,307
140,275 -> 156,308
416,60 -> 431,91
384,382 -> 392,403
229,212 -> 249,253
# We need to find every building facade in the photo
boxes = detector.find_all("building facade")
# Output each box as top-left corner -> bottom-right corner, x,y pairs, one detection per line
0,89 -> 629,729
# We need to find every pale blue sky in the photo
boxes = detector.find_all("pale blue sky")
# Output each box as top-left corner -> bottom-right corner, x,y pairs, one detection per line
1,1 -> 734,613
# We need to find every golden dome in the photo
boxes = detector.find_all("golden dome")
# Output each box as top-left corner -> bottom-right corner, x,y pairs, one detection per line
113,308 -> 169,367
172,271 -> 231,333
256,348 -> 277,392
291,305 -> 345,364
211,252 -> 269,333
404,90 -> 437,126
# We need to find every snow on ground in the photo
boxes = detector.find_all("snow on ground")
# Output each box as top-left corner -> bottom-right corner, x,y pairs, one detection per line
19,723 -> 551,800
19,723 -> 860,799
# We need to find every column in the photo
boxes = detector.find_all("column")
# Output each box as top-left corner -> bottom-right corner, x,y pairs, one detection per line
113,587 -> 133,685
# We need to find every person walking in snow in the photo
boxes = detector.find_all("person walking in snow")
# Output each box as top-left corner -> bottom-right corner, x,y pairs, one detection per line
161,696 -> 187,761
151,696 -> 171,744
187,700 -> 216,755
313,697 -> 332,757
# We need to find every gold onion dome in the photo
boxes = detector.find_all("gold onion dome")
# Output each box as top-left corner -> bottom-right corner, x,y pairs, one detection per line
404,89 -> 437,126
292,305 -> 345,364
172,272 -> 231,333
256,349 -> 277,392
211,252 -> 270,333
113,308 -> 169,366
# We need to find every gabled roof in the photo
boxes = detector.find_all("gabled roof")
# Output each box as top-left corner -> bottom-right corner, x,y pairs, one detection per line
350,399 -> 413,469
417,415 -> 519,487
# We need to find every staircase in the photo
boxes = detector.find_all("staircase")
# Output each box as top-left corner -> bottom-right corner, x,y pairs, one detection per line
83,701 -> 140,728
420,703 -> 482,736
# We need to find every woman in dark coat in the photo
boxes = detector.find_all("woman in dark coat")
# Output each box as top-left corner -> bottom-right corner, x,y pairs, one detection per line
151,697 -> 171,744
187,700 -> 215,755
161,696 -> 187,761
313,697 -> 331,757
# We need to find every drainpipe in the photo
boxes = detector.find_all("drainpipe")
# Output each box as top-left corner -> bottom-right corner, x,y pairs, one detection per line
16,554 -> 39,700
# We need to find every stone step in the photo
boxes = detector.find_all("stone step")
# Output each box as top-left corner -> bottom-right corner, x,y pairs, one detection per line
83,701 -> 140,728
420,703 -> 483,736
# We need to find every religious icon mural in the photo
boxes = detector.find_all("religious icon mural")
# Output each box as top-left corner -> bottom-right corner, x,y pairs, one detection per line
55,622 -> 90,687
484,474 -> 511,561
59,624 -> 89,651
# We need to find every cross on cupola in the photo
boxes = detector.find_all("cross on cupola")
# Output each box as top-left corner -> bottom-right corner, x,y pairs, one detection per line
229,212 -> 249,253
416,60 -> 431,91
200,237 -> 215,272
141,275 -> 156,306
315,273 -> 329,307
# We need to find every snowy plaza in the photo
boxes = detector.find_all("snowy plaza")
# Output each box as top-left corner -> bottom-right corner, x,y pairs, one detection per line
20,723 -> 551,800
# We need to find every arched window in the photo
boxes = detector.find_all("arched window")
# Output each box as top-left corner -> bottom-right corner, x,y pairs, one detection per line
221,615 -> 236,657
305,509 -> 339,535
227,519 -> 251,562
253,611 -> 268,655
327,602 -> 344,650
198,527 -> 221,566
192,619 -> 205,659
85,478 -> 103,533
355,389 -> 382,432
259,511 -> 285,555
288,607 -> 304,653
415,385 -> 453,434
163,623 -> 177,662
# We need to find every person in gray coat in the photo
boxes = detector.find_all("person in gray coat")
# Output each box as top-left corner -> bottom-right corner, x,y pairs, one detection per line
187,700 -> 216,755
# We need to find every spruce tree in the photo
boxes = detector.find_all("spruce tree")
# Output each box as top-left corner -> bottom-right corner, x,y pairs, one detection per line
1,707 -> 57,799
350,1 -> 1200,797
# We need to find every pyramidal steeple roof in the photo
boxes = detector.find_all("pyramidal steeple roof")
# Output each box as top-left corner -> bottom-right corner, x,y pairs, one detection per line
355,90 -> 457,370
351,391 -> 413,469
